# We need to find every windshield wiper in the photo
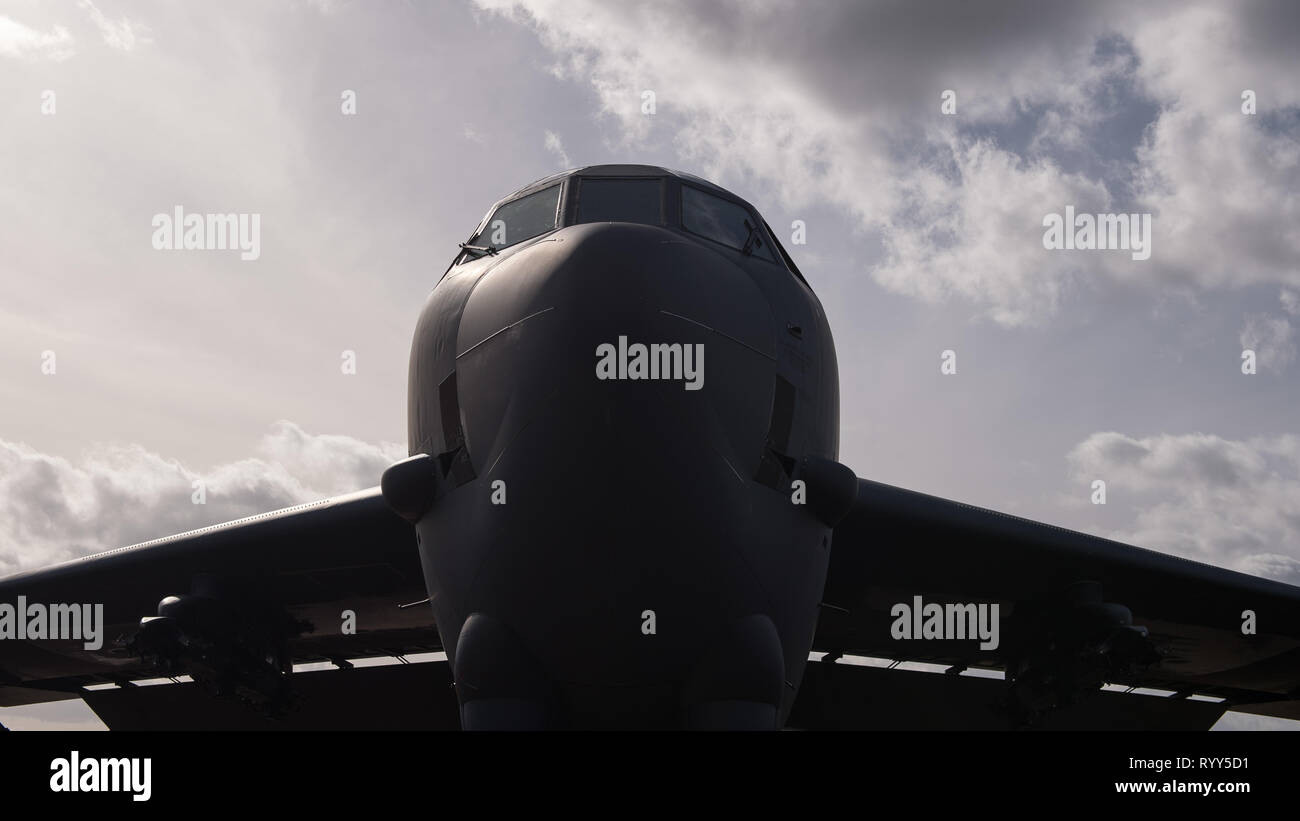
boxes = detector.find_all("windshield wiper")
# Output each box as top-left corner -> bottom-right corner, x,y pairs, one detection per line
459,242 -> 498,259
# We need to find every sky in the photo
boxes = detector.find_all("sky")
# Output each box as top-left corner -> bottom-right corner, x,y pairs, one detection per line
0,0 -> 1297,730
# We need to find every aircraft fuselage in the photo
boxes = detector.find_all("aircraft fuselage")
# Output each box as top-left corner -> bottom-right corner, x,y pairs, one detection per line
396,166 -> 841,728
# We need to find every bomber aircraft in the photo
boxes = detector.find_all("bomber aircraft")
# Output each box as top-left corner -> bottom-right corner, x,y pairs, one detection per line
2,165 -> 1297,730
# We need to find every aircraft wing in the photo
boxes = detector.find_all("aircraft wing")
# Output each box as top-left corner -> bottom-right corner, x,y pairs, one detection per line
0,488 -> 436,719
802,477 -> 1300,729
7,475 -> 1298,730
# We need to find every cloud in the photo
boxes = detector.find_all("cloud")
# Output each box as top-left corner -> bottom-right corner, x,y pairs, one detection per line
873,136 -> 1111,326
0,15 -> 74,61
0,422 -> 404,576
1281,288 -> 1300,316
474,0 -> 1300,325
1239,312 -> 1297,372
1067,431 -> 1300,583
78,0 -> 151,52
1124,4 -> 1300,291
544,129 -> 571,168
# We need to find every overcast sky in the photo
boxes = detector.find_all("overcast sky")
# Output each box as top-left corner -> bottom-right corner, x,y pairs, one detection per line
1,0 -> 1297,730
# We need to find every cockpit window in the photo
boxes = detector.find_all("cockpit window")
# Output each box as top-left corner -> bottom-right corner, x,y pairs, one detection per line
681,184 -> 776,263
466,183 -> 562,255
576,178 -> 663,225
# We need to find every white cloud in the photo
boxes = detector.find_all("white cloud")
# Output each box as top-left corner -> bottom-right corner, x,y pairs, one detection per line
0,15 -> 74,61
1132,107 -> 1300,291
303,0 -> 348,14
874,136 -> 1111,327
544,129 -> 571,168
474,0 -> 1300,326
0,422 -> 404,576
78,0 -> 151,51
1067,431 -> 1300,583
1239,312 -> 1297,372
1281,288 -> 1300,316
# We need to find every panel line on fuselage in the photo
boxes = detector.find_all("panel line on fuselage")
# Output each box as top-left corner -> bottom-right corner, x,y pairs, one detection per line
456,306 -> 556,360
659,309 -> 775,361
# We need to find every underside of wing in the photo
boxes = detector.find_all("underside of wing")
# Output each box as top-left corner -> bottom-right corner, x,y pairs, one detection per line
79,658 -> 460,730
0,488 -> 435,721
787,660 -> 1230,730
809,477 -> 1300,728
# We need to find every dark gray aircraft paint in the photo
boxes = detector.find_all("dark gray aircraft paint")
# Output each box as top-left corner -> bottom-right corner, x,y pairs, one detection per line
1,165 -> 1298,731
391,165 -> 847,728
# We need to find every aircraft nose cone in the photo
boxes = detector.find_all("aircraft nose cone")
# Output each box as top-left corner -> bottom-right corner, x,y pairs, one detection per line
453,222 -> 777,477
412,221 -> 830,691
458,222 -> 773,360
